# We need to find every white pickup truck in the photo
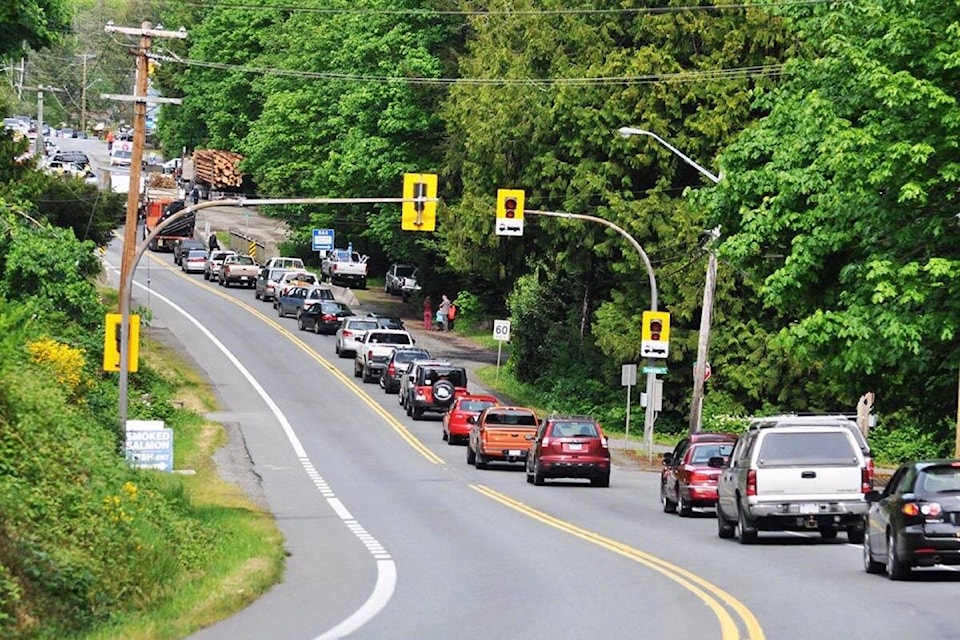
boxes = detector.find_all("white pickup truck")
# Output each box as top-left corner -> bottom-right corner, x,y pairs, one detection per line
714,418 -> 869,544
353,329 -> 416,383
321,249 -> 368,289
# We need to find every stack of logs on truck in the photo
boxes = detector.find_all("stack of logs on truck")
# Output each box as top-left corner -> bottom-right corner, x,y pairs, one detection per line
192,149 -> 245,197
141,174 -> 195,252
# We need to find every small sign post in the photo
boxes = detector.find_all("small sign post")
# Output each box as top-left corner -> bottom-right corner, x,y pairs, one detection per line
492,319 -> 511,379
621,363 -> 637,450
124,419 -> 174,472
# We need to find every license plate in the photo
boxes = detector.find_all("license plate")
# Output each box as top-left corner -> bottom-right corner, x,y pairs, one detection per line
240,276 -> 248,280
568,443 -> 583,451
508,449 -> 521,456
800,503 -> 819,514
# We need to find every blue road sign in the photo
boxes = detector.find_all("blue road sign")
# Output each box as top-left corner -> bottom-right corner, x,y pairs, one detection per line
313,228 -> 335,252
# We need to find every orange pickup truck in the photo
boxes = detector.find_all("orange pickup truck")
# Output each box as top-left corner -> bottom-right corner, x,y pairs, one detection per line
467,406 -> 540,470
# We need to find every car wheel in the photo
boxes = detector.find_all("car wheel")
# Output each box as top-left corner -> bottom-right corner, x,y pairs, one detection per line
297,318 -> 306,331
359,278 -> 367,290
406,402 -> 412,417
475,449 -> 487,470
737,504 -> 757,545
847,528 -> 865,545
717,508 -> 735,539
204,272 -> 209,280
255,289 -> 261,299
886,531 -> 910,580
384,282 -> 389,294
863,531 -> 884,574
677,489 -> 693,516
314,322 -> 321,335
412,406 -> 423,420
466,444 -> 476,465
533,463 -> 545,486
277,305 -> 284,318
819,528 -> 838,540
441,427 -> 448,441
660,482 -> 677,514
591,473 -> 610,488
353,362 -> 362,378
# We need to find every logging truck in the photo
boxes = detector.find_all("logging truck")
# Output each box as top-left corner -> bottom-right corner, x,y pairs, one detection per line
192,149 -> 245,196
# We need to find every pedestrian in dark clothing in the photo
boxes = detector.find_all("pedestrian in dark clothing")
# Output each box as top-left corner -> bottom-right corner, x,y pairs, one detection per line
191,186 -> 201,206
208,233 -> 220,251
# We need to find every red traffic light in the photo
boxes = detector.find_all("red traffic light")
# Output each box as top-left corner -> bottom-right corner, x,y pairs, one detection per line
504,197 -> 517,218
649,319 -> 662,341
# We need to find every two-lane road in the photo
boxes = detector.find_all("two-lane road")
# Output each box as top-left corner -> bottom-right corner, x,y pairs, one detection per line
103,236 -> 960,640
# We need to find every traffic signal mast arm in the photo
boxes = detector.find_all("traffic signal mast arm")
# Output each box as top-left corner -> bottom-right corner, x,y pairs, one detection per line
524,209 -> 658,311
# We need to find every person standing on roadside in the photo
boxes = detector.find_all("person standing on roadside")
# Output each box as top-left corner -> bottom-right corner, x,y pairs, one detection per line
447,299 -> 457,331
105,130 -> 115,152
208,232 -> 220,251
423,296 -> 433,331
438,295 -> 451,332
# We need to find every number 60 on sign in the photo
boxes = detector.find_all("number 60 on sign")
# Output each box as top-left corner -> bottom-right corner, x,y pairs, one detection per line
493,319 -> 511,342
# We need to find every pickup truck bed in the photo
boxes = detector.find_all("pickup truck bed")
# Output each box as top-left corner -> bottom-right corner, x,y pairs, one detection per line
219,255 -> 259,288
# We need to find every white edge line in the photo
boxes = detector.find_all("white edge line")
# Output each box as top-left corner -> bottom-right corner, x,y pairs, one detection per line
109,262 -> 397,639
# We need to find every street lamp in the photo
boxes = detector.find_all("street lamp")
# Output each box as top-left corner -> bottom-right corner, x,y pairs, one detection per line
619,125 -> 721,434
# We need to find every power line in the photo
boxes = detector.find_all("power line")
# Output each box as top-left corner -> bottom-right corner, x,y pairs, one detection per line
167,0 -> 849,16
152,51 -> 786,86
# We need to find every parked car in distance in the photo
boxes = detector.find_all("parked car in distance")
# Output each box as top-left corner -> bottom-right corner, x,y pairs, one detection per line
276,285 -> 335,319
298,300 -> 353,334
335,317 -> 381,359
385,263 -> 420,301
51,150 -> 89,167
173,238 -> 206,265
863,459 -> 960,580
526,416 -> 611,487
443,394 -> 499,445
321,248 -> 368,289
255,267 -> 291,302
467,406 -> 540,470
380,347 -> 431,394
204,249 -> 237,281
406,362 -> 469,420
714,422 -> 869,544
181,249 -> 208,274
109,148 -> 133,167
661,433 -> 738,516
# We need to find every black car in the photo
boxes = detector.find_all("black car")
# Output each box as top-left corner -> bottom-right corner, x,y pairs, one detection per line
52,150 -> 89,166
297,301 -> 353,334
173,238 -> 206,265
379,347 -> 431,394
863,459 -> 960,579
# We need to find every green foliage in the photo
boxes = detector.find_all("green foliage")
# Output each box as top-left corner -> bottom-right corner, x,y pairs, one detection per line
0,0 -> 70,59
450,289 -> 484,330
868,414 -> 953,465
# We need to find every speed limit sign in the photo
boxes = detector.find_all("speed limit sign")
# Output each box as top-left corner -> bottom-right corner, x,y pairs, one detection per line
492,319 -> 511,342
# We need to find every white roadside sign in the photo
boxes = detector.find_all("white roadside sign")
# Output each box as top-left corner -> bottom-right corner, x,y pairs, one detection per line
493,319 -> 511,342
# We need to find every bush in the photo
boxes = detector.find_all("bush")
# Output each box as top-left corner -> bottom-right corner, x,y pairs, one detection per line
868,413 -> 953,465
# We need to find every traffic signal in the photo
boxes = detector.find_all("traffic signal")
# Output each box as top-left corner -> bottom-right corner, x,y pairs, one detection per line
402,173 -> 438,231
496,189 -> 525,221
641,311 -> 671,358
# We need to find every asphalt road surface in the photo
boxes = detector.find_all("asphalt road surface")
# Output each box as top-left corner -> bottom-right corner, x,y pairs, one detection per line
101,230 -> 960,640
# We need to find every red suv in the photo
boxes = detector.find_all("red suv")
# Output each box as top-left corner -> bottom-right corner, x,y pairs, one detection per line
525,416 -> 610,487
660,432 -> 737,516
442,394 -> 499,445
407,363 -> 469,420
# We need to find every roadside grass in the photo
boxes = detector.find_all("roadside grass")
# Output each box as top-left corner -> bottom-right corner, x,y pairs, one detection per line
83,336 -> 285,640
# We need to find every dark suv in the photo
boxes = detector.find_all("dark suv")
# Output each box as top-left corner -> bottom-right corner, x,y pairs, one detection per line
525,415 -> 610,487
380,347 -> 431,394
406,363 -> 468,420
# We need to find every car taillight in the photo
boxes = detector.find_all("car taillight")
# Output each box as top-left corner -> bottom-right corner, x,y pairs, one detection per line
902,502 -> 942,519
746,469 -> 757,496
861,466 -> 871,493
689,470 -> 712,484
367,350 -> 374,360
866,459 -> 875,488
387,363 -> 396,375
322,314 -> 334,321
343,330 -> 353,338
541,437 -> 550,448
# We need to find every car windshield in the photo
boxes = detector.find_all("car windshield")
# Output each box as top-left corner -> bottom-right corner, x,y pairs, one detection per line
395,350 -> 428,363
187,250 -> 207,258
395,265 -> 416,277
112,150 -> 132,158
233,256 -> 255,265
267,269 -> 289,281
690,443 -> 735,463
367,332 -> 411,345
918,465 -> 960,494
307,288 -> 333,299
757,432 -> 857,466
460,400 -> 495,412
551,421 -> 599,437
320,301 -> 349,313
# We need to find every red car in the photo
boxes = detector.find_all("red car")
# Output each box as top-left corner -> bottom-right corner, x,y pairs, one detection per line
660,432 -> 738,516
525,415 -> 610,487
442,394 -> 499,445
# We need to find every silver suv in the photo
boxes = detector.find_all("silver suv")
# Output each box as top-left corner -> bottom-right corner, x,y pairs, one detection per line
714,419 -> 869,544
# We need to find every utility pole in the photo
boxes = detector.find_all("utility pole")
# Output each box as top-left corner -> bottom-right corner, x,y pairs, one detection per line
104,21 -> 187,427
77,53 -> 96,131
690,227 -> 720,433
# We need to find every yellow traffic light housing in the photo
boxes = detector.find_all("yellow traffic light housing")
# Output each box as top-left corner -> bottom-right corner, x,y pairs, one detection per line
402,173 -> 438,231
496,189 -> 525,221
641,311 -> 670,358
104,313 -> 141,372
